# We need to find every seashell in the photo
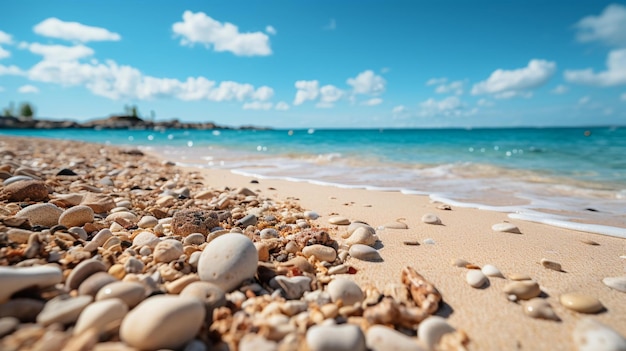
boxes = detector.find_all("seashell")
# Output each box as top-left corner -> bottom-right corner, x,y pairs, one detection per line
602,276 -> 626,293
421,214 -> 441,225
492,222 -> 521,234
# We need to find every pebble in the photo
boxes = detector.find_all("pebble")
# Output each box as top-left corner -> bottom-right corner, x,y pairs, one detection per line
421,213 -> 441,225
383,221 -> 409,229
602,276 -> 626,293
73,298 -> 128,335
260,228 -> 279,239
466,270 -> 488,288
573,318 -> 626,351
137,215 -> 158,228
165,274 -> 200,294
492,222 -> 521,234
329,216 -> 350,225
80,192 -> 115,213
481,264 -> 504,278
240,335 -> 278,351
508,273 -> 532,281
180,281 -> 227,314
581,239 -> 600,246
503,281 -> 541,300
3,175 -> 34,185
418,316 -> 456,350
68,226 -> 88,240
237,214 -> 257,227
423,238 -> 436,245
403,240 -> 420,246
96,281 -> 146,308
0,298 -> 45,322
2,179 -> 49,202
328,264 -> 349,275
119,295 -> 205,350
36,294 -> 93,326
560,293 -> 604,313
132,231 -> 161,249
0,317 -> 19,338
522,298 -> 559,321
271,275 -> 312,299
171,209 -> 218,236
255,242 -> 270,261
197,233 -> 258,292
306,324 -> 366,351
84,228 -> 113,251
0,265 -> 63,303
367,325 -> 424,351
327,278 -> 364,305
302,244 -> 337,262
66,259 -> 107,290
59,205 -> 94,227
304,211 -> 319,220
105,211 -> 138,223
184,233 -> 206,246
452,258 -> 471,267
347,222 -> 376,235
540,258 -> 562,272
15,203 -> 63,227
154,239 -> 184,263
78,272 -> 118,296
345,226 -> 378,247
349,244 -> 382,261
124,257 -> 145,274
6,228 -> 35,244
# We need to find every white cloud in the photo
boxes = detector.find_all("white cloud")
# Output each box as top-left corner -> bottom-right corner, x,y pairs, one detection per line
28,43 -> 94,62
418,96 -> 475,117
362,97 -> 383,106
579,96 -> 591,105
324,19 -> 336,30
426,77 -> 447,86
0,64 -> 24,76
33,18 -> 121,42
172,11 -> 271,56
575,4 -> 626,47
0,46 -> 9,59
564,49 -> 626,86
319,85 -> 344,104
494,91 -> 533,99
252,86 -> 274,101
243,101 -> 273,110
0,30 -> 13,44
471,59 -> 556,97
551,84 -> 569,94
435,80 -> 464,95
265,26 -> 277,35
347,70 -> 386,95
18,84 -> 39,94
275,101 -> 290,110
293,80 -> 319,105
477,98 -> 494,107
392,105 -> 406,113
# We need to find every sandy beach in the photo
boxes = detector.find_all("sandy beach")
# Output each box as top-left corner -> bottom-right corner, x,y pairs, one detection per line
0,137 -> 624,351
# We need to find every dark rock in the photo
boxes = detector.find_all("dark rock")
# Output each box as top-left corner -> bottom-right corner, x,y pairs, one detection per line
56,168 -> 77,176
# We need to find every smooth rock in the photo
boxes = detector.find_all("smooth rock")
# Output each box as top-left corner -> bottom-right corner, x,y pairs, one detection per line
260,228 -> 279,239
328,216 -> 350,225
184,233 -> 206,246
302,244 -> 337,262
120,295 -> 205,350
508,273 -> 532,281
3,175 -> 33,185
132,231 -> 160,249
124,257 -> 145,274
328,264 -> 349,275
180,281 -> 227,315
78,272 -> 118,297
541,258 -> 562,272
37,295 -> 92,326
423,238 -> 436,245
59,205 -> 94,227
492,222 -> 521,234
466,270 -> 488,288
347,222 -> 376,235
0,298 -> 45,322
0,265 -> 63,303
2,180 -> 48,202
560,293 -> 604,313
138,215 -> 158,229
197,233 -> 258,292
366,325 -> 424,351
573,318 -> 626,351
7,228 -> 35,244
105,211 -> 138,223
271,275 -> 312,299
16,203 -> 63,227
349,244 -> 382,261
421,213 -> 441,225
345,227 -> 378,247
96,281 -> 146,308
523,298 -> 559,321
80,193 -> 115,213
327,278 -> 364,305
255,242 -> 270,262
383,221 -> 408,229
237,214 -> 257,227
68,226 -> 88,240
0,317 -> 19,338
154,239 -> 184,263
74,298 -> 128,335
503,280 -> 541,300
602,276 -> 626,293
306,324 -> 366,351
66,259 -> 107,290
304,211 -> 319,220
418,316 -> 456,350
84,229 -> 113,251
481,264 -> 504,278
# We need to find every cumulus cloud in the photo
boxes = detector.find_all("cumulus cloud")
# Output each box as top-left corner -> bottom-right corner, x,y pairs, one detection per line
575,4 -> 626,47
435,80 -> 464,95
293,80 -> 319,105
243,101 -> 273,110
471,59 -> 556,97
275,101 -> 290,110
362,97 -> 383,106
347,70 -> 386,95
172,11 -> 271,56
0,30 -> 12,44
426,77 -> 447,86
18,84 -> 39,94
551,84 -> 569,94
33,18 -> 121,42
477,98 -> 494,107
265,26 -> 277,35
27,43 -> 94,62
0,46 -> 9,59
418,96 -> 475,117
564,49 -> 626,86
392,105 -> 406,113
0,64 -> 24,76
319,85 -> 344,105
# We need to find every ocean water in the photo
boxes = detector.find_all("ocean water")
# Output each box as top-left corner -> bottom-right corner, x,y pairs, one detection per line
2,127 -> 626,237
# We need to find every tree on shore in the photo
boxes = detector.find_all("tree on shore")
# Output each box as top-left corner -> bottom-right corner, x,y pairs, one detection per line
124,104 -> 139,118
19,102 -> 35,119
2,102 -> 15,117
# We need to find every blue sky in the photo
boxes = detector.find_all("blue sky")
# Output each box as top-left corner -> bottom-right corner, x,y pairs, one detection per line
1,0 -> 625,128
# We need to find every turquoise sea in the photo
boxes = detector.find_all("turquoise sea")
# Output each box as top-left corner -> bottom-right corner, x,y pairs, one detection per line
2,127 -> 626,238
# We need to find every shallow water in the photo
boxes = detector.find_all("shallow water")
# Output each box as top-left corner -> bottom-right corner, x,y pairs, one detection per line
3,127 -> 626,237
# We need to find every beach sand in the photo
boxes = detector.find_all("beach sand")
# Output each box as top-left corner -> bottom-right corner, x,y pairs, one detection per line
0,136 -> 624,351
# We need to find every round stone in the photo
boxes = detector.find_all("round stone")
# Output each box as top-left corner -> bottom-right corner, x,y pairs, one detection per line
366,325 -> 424,351
328,216 -> 350,225
560,293 -> 604,314
503,280 -> 541,300
302,244 -> 337,262
137,215 -> 158,229
74,298 -> 128,335
15,203 -> 63,227
183,233 -> 206,246
0,266 -> 63,303
522,298 -> 559,321
345,227 -> 377,247
78,272 -> 118,297
349,244 -> 382,261
36,295 -> 93,326
481,264 -> 504,278
59,205 -> 94,227
119,295 -> 205,350
492,222 -> 521,234
180,281 -> 227,315
197,234 -> 258,292
132,231 -> 160,249
306,324 -> 366,351
602,276 -> 626,293
96,281 -> 146,308
466,270 -> 488,288
418,316 -> 456,350
573,318 -> 626,351
154,239 -> 184,263
421,213 -> 441,225
2,180 -> 48,202
66,259 -> 107,290
327,278 -> 364,306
